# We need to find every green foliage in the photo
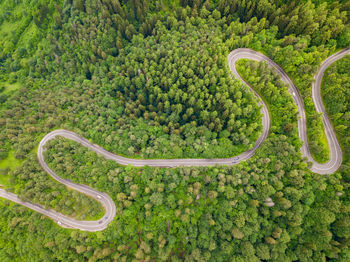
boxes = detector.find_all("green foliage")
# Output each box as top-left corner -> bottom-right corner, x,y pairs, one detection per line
182,0 -> 349,46
0,0 -> 63,83
236,59 -> 299,139
0,7 -> 264,160
266,36 -> 333,163
8,152 -> 104,220
322,55 -> 350,180
0,0 -> 349,261
2,126 -> 345,260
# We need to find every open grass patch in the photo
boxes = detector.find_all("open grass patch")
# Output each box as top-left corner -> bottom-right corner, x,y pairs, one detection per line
0,20 -> 20,38
0,81 -> 21,94
0,151 -> 22,187
0,150 -> 23,170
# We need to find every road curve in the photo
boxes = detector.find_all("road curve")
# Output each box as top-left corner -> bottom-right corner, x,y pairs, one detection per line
230,48 -> 348,174
311,47 -> 349,173
0,48 -> 348,231
0,130 -> 117,232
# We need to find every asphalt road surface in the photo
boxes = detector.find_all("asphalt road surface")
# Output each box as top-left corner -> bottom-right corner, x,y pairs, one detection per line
0,48 -> 348,231
229,48 -> 348,174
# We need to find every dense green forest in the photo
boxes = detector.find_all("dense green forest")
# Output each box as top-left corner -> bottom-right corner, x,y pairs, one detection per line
0,0 -> 349,261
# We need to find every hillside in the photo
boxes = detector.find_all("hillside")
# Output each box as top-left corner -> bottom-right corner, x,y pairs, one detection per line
0,0 -> 349,261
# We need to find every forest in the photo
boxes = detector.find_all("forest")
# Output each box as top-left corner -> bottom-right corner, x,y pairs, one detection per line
0,0 -> 349,261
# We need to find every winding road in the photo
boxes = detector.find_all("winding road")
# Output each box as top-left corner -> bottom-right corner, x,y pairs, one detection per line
0,48 -> 348,231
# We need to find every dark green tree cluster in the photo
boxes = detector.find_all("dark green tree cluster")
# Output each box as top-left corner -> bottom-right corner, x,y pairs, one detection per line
111,21 -> 262,146
181,0 -> 350,46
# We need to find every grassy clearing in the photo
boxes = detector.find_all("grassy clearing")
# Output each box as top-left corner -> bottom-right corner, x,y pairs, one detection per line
0,81 -> 21,93
0,20 -> 20,37
0,174 -> 9,187
0,151 -> 23,187
0,151 -> 23,170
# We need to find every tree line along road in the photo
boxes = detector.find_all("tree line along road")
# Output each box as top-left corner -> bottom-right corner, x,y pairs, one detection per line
0,47 -> 348,231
